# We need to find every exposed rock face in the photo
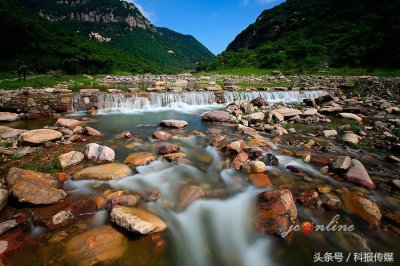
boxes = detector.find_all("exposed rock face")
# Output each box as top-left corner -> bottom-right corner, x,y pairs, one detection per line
56,118 -> 81,128
159,120 -> 188,129
125,152 -> 156,166
344,159 -> 375,189
85,143 -> 115,163
110,206 -> 167,234
58,151 -> 85,168
72,163 -> 132,180
202,111 -> 231,122
20,129 -> 62,144
6,168 -> 67,205
66,226 -> 127,266
255,189 -> 297,238
0,112 -> 19,122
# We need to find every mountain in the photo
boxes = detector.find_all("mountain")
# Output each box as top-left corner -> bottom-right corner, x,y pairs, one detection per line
18,0 -> 214,72
214,0 -> 400,71
0,0 -> 161,74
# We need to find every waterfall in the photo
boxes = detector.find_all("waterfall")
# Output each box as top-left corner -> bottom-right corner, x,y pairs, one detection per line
78,90 -> 329,113
223,90 -> 327,104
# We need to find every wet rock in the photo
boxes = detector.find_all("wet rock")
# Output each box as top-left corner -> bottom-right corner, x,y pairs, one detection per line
116,130 -> 132,139
202,110 -> 231,122
249,173 -> 272,187
58,151 -> 85,168
0,189 -> 8,212
286,165 -> 302,173
6,168 -> 66,205
179,185 -> 205,210
142,190 -> 161,202
341,133 -> 360,145
72,163 -> 132,180
85,143 -> 115,163
0,231 -> 34,263
158,144 -> 180,155
246,112 -> 265,123
56,118 -> 81,128
226,140 -> 245,154
125,152 -> 156,166
322,130 -> 338,137
210,135 -> 226,147
233,152 -> 249,169
321,193 -> 341,209
339,113 -> 363,123
159,120 -> 188,129
73,126 -> 84,134
344,159 -> 375,189
297,190 -> 322,208
105,195 -> 139,210
20,129 -> 62,145
66,226 -> 127,266
389,179 -> 400,190
152,130 -> 173,140
0,112 -> 19,122
263,153 -> 279,166
330,156 -> 352,172
35,198 -> 96,229
255,189 -> 297,238
85,127 -> 102,136
251,97 -> 268,107
1,128 -> 26,140
384,213 -> 400,226
110,206 -> 167,234
342,233 -> 372,252
163,152 -> 186,163
0,220 -> 18,236
242,160 -> 267,173
342,192 -> 381,226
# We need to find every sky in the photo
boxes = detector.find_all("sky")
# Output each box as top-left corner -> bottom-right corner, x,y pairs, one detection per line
128,0 -> 285,55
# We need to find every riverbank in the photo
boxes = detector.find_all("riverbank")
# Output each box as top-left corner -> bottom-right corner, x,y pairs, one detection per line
0,75 -> 399,265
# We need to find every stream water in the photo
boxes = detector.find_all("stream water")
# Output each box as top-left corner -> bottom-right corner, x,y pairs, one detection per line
1,91 -> 399,266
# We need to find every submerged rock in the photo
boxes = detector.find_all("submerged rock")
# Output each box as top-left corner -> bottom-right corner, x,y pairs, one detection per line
58,151 -> 85,168
85,127 -> 102,136
72,163 -> 132,180
66,226 -> 127,266
6,168 -> 66,205
125,152 -> 156,166
158,144 -> 180,155
178,185 -> 205,210
342,192 -> 381,226
20,129 -> 62,145
85,143 -> 115,163
152,130 -> 173,140
110,206 -> 168,234
344,159 -> 375,189
202,111 -> 231,122
159,120 -> 188,129
255,189 -> 297,238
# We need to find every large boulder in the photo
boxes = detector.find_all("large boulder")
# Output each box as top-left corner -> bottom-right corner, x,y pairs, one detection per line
125,152 -> 156,166
344,159 -> 375,189
58,151 -> 85,168
110,206 -> 167,234
66,226 -> 127,266
72,163 -> 132,180
85,143 -> 115,163
0,112 -> 19,122
20,129 -> 62,145
6,168 -> 66,205
255,189 -> 297,238
202,111 -> 231,122
56,118 -> 81,128
159,120 -> 188,129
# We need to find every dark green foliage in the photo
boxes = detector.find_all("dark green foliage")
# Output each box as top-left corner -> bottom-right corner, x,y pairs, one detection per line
213,0 -> 400,71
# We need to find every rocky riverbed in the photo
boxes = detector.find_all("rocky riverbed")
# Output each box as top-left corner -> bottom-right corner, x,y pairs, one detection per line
0,76 -> 399,265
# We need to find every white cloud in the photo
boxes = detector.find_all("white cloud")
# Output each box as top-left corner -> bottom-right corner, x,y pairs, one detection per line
128,0 -> 156,22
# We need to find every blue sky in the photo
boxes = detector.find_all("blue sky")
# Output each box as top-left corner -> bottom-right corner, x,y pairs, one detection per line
129,0 -> 285,55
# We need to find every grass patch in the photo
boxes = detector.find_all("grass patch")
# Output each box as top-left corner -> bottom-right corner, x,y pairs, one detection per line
20,158 -> 62,174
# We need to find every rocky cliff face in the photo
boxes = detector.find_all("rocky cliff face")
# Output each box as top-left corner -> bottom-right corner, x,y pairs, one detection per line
23,0 -> 155,32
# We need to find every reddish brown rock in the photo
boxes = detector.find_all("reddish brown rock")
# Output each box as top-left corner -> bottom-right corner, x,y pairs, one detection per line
249,173 -> 272,187
233,152 -> 249,170
297,190 -> 322,208
163,152 -> 186,163
342,192 -> 381,226
179,185 -> 205,210
255,189 -> 297,238
226,140 -> 245,154
158,144 -> 180,155
251,97 -> 268,107
125,152 -> 156,166
0,231 -> 34,263
210,135 -> 227,147
344,159 -> 375,189
202,111 -> 231,122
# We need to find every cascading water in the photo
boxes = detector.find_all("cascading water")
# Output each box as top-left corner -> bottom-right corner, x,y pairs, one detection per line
93,90 -> 327,113
223,90 -> 327,104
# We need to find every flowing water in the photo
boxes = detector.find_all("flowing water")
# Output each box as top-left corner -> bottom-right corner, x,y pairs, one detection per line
2,90 -> 399,266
